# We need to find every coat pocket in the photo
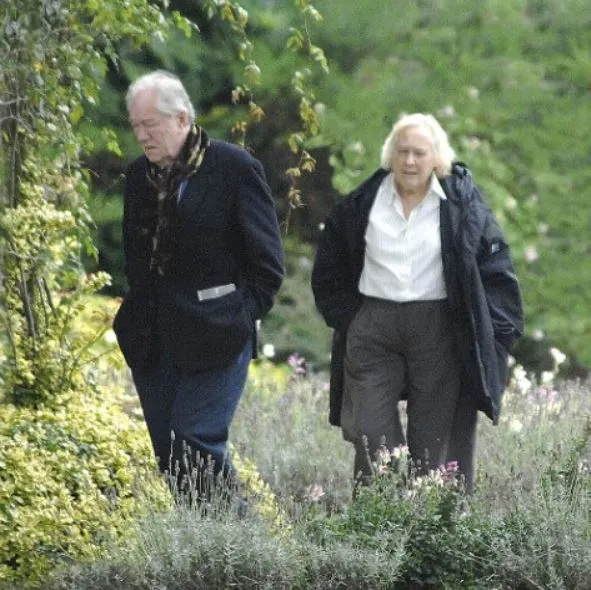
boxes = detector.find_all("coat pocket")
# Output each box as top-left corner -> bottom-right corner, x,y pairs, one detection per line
113,295 -> 157,371
160,285 -> 253,371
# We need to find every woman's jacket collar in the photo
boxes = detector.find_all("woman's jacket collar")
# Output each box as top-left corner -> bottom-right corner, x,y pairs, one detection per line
348,161 -> 475,204
441,161 -> 475,204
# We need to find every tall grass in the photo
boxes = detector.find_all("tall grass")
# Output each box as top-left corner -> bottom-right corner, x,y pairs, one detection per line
29,361 -> 591,590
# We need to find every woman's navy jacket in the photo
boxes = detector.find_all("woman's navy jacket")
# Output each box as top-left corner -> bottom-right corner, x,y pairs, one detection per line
311,164 -> 524,425
114,139 -> 284,373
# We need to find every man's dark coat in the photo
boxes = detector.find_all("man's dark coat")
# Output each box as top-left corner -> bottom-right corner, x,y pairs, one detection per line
311,164 -> 524,426
114,139 -> 284,373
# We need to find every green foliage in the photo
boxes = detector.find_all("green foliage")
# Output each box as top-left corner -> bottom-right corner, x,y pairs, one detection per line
83,0 -> 329,292
0,2 -> 181,586
306,0 -> 591,365
41,510 -> 406,590
0,389 -> 167,587
79,0 -> 591,369
2,2 -> 590,584
303,450 -> 497,588
36,367 -> 591,590
491,421 -> 591,589
0,0 -> 181,403
0,157 -> 115,404
238,361 -> 352,513
258,238 -> 331,368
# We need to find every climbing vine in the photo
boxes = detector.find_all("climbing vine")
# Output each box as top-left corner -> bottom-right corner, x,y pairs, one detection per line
199,0 -> 327,230
0,0 -> 183,404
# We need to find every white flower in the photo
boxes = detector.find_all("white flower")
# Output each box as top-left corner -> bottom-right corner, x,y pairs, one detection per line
467,86 -> 480,100
411,475 -> 425,489
376,463 -> 389,476
376,446 -> 391,464
428,469 -> 445,487
549,347 -> 566,366
262,343 -> 275,359
314,102 -> 326,116
298,256 -> 313,271
509,418 -> 523,433
348,141 -> 365,155
391,445 -> 409,460
103,329 -> 117,345
505,196 -> 518,211
532,329 -> 545,342
540,371 -> 554,385
306,484 -> 325,502
524,246 -> 539,263
512,365 -> 532,394
439,104 -> 456,118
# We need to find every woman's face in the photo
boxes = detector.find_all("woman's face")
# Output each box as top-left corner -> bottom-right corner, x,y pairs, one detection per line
392,125 -> 437,198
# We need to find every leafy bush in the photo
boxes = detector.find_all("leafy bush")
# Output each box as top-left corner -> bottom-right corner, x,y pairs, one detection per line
302,448 -> 498,589
41,509 -> 407,590
0,390 -> 168,587
490,418 -> 591,590
0,4 -> 177,585
21,365 -> 591,590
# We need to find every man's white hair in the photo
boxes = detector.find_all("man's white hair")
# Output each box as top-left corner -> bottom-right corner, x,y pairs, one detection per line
380,112 -> 456,177
126,70 -> 195,125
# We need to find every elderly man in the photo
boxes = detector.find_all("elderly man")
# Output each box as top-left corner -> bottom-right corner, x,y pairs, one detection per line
113,70 -> 284,500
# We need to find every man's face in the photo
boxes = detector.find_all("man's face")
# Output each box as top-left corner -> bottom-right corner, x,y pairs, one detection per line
392,125 -> 437,197
128,88 -> 189,166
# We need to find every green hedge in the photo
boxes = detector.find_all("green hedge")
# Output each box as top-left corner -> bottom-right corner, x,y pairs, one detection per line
0,389 -> 168,587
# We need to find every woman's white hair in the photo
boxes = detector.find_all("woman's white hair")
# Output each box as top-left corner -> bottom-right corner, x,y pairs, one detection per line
126,70 -> 195,125
380,112 -> 456,177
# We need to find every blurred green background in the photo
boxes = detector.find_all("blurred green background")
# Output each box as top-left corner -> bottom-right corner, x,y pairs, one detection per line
83,0 -> 591,376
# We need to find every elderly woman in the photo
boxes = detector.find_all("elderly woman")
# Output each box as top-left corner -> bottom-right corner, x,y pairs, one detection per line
311,113 -> 524,491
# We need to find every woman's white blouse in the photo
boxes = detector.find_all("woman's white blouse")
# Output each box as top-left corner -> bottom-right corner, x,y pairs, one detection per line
358,173 -> 448,302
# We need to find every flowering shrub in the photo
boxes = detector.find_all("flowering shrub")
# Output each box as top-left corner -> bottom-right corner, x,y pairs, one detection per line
0,390 -> 169,587
303,445 -> 500,588
287,353 -> 308,377
18,365 -> 591,590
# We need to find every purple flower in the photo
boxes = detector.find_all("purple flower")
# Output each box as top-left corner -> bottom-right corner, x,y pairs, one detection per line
445,461 -> 459,473
288,353 -> 307,376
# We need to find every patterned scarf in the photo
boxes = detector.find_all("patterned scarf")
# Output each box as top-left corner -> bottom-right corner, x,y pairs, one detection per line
142,126 -> 209,276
